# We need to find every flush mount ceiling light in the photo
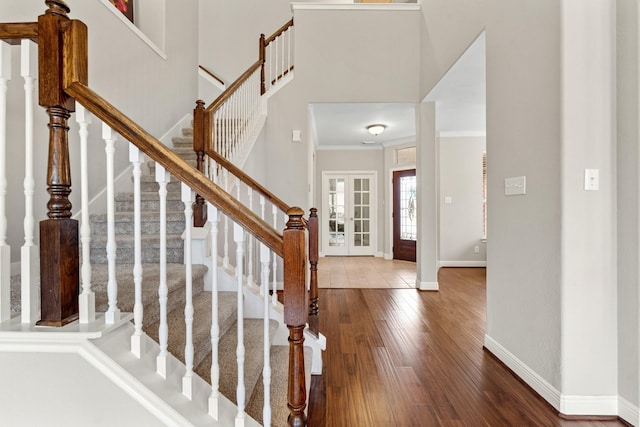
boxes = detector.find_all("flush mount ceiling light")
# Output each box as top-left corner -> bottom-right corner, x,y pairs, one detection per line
366,124 -> 386,136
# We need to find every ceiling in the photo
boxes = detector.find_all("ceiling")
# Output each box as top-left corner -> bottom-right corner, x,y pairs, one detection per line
310,33 -> 486,149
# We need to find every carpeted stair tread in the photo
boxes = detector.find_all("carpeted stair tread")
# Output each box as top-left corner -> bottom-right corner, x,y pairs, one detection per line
92,263 -> 207,327
194,318 -> 279,408
172,136 -> 194,147
145,291 -> 236,369
89,234 -> 185,264
181,127 -> 193,137
90,211 -> 186,235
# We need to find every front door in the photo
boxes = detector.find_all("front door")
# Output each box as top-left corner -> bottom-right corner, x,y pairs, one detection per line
323,173 -> 376,256
393,169 -> 417,262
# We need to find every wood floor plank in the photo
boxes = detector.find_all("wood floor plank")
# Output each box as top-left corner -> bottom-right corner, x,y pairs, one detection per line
307,267 -> 627,427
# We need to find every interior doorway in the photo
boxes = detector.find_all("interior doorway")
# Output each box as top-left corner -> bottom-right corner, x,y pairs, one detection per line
322,172 -> 377,256
392,169 -> 416,262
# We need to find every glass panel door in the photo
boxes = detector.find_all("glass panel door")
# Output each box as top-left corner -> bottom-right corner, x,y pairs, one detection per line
323,173 -> 376,256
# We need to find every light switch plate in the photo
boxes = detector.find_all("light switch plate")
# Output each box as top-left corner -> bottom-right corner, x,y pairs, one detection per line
444,196 -> 453,204
584,169 -> 599,191
505,176 -> 526,196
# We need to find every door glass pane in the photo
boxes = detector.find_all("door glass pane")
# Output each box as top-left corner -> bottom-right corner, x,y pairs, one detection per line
328,178 -> 345,247
352,177 -> 371,248
400,175 -> 417,241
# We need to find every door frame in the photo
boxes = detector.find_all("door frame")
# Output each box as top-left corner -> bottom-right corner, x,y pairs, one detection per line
387,165 -> 416,260
321,170 -> 378,257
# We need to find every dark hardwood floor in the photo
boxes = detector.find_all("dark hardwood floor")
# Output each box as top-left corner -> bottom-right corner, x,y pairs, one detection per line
307,267 -> 628,427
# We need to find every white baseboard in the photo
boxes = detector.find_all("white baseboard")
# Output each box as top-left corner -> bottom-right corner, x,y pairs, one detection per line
375,251 -> 384,258
560,395 -> 618,416
483,334 -> 561,410
417,280 -> 438,291
619,396 -> 639,426
383,253 -> 392,260
438,260 -> 487,268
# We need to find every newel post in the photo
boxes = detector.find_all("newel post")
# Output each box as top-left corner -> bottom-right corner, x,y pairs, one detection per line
37,0 -> 88,326
283,207 -> 308,427
307,208 -> 319,337
259,34 -> 266,95
193,99 -> 207,227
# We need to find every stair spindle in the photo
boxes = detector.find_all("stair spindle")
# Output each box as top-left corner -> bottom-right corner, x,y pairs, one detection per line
76,105 -> 94,324
234,222 -> 246,427
223,169 -> 230,268
103,123 -> 120,324
247,187 -> 254,286
182,183 -> 195,399
271,205 -> 278,306
208,203 -> 221,419
0,42 -> 10,323
21,39 -> 40,324
308,208 -> 319,337
130,144 -> 144,357
260,242 -> 272,426
155,162 -> 170,378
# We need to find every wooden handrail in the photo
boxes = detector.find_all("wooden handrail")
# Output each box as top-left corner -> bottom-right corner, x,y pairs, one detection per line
205,148 -> 290,214
198,65 -> 225,87
264,18 -> 294,45
0,22 -> 39,44
205,59 -> 262,113
65,82 -> 284,258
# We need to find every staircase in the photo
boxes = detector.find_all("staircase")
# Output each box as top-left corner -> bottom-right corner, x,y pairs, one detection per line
86,126 -> 303,426
0,6 -> 318,426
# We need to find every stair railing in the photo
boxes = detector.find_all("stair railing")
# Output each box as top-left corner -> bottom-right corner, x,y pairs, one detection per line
0,3 -> 309,425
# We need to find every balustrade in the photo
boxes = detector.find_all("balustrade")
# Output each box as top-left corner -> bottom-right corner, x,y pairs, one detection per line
0,3 -> 317,425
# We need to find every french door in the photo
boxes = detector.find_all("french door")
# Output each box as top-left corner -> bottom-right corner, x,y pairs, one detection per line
323,173 -> 376,256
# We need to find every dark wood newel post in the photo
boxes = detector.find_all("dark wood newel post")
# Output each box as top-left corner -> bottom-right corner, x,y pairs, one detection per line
308,208 -> 319,337
37,0 -> 87,326
259,34 -> 266,95
283,207 -> 308,427
193,99 -> 207,227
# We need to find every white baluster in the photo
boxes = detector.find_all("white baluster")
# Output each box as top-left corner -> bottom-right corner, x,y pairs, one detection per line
275,36 -> 279,87
288,28 -> 292,76
260,243 -> 272,426
0,42 -> 11,323
268,42 -> 272,93
156,163 -> 170,378
223,170 -> 230,268
130,144 -> 144,357
236,178 -> 242,281
281,35 -> 284,84
234,222 -> 246,427
208,203 -> 220,419
103,123 -> 120,324
182,183 -> 195,399
76,105 -> 94,324
20,40 -> 39,324
246,188 -> 254,286
271,205 -> 278,305
259,196 -> 267,295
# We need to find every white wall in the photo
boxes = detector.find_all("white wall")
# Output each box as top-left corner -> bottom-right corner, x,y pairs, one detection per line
418,0 -> 563,393
616,0 -> 640,409
1,0 -> 198,261
264,5 -> 421,211
438,136 -> 486,265
0,351 -> 163,426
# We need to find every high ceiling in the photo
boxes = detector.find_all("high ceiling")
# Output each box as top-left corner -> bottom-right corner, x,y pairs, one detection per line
310,33 -> 486,148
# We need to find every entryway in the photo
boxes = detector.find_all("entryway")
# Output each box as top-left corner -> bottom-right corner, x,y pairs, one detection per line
392,168 -> 417,261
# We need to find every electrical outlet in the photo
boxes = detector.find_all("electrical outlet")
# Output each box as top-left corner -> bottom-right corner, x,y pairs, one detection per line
474,245 -> 480,254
